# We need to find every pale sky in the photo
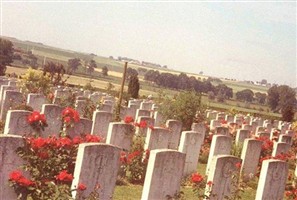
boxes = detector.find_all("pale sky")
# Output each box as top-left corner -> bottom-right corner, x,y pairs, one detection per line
1,1 -> 296,87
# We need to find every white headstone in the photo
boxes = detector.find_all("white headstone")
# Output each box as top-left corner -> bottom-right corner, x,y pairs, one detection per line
240,139 -> 262,181
71,143 -> 121,199
178,131 -> 204,176
0,135 -> 26,200
166,120 -> 183,150
144,127 -> 171,150
91,111 -> 113,139
205,155 -> 241,199
141,149 -> 185,200
106,122 -> 134,151
41,104 -> 63,137
235,129 -> 250,145
255,159 -> 288,199
66,118 -> 93,138
206,135 -> 232,175
0,90 -> 23,120
4,110 -> 33,136
26,93 -> 47,111
271,142 -> 290,157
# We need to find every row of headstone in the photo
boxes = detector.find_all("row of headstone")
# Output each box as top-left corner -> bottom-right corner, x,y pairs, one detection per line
0,134 -> 290,200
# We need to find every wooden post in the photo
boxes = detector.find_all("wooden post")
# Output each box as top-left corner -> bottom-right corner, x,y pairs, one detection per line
115,62 -> 128,121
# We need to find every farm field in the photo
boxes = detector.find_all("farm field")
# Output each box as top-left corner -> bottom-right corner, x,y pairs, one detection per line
6,65 -> 282,120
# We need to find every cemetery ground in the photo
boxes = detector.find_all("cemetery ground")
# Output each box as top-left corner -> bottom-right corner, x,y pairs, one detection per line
0,70 -> 296,199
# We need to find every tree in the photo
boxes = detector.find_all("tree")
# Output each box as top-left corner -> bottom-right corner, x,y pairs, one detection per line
126,67 -> 138,81
255,92 -> 267,104
261,79 -> 267,85
267,85 -> 296,121
43,61 -> 68,86
67,58 -> 80,74
236,89 -> 254,102
0,38 -> 14,75
87,59 -> 96,74
102,66 -> 108,76
159,91 -> 204,130
128,75 -> 140,98
267,85 -> 279,111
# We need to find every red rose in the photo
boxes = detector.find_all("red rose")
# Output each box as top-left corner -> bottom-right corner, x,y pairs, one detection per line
139,121 -> 147,128
31,137 -> 46,149
235,162 -> 242,169
84,134 -> 101,143
9,171 -> 23,181
124,116 -> 134,124
207,181 -> 213,186
56,137 -> 72,147
78,183 -> 87,191
18,177 -> 35,186
64,116 -> 71,123
191,173 -> 204,183
56,170 -> 73,182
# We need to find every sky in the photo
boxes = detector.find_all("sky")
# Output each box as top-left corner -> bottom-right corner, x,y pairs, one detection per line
1,1 -> 296,87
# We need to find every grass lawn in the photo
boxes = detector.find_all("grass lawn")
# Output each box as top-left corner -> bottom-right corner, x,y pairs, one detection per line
113,163 -> 257,200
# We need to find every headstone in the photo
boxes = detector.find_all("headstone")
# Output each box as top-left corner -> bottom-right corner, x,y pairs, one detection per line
206,135 -> 232,175
0,135 -> 26,200
240,139 -> 262,181
41,104 -> 63,137
191,122 -> 206,141
271,142 -> 290,157
225,115 -> 235,123
89,92 -> 101,104
141,150 -> 185,200
75,100 -> 86,116
135,116 -> 154,136
286,130 -> 294,137
207,112 -> 217,120
153,111 -> 164,126
216,113 -> 225,121
242,124 -> 252,131
278,134 -> 292,145
27,93 -> 46,112
100,104 -> 113,113
178,131 -> 204,176
255,159 -> 288,199
210,120 -> 220,130
66,118 -> 93,138
0,90 -> 23,120
71,143 -> 121,199
205,155 -> 241,199
166,120 -> 183,150
215,126 -> 229,136
144,127 -> 171,150
3,110 -> 33,135
235,129 -> 250,145
0,85 -> 16,111
83,90 -> 91,98
106,122 -> 134,151
140,102 -> 153,110
91,111 -> 112,139
125,104 -> 138,120
135,109 -> 151,120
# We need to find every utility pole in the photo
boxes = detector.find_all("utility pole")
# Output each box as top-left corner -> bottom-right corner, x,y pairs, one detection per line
115,61 -> 128,121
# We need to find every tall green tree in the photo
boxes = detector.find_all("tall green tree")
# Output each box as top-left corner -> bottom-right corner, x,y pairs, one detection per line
159,91 -> 204,130
0,38 -> 14,75
128,75 -> 140,98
